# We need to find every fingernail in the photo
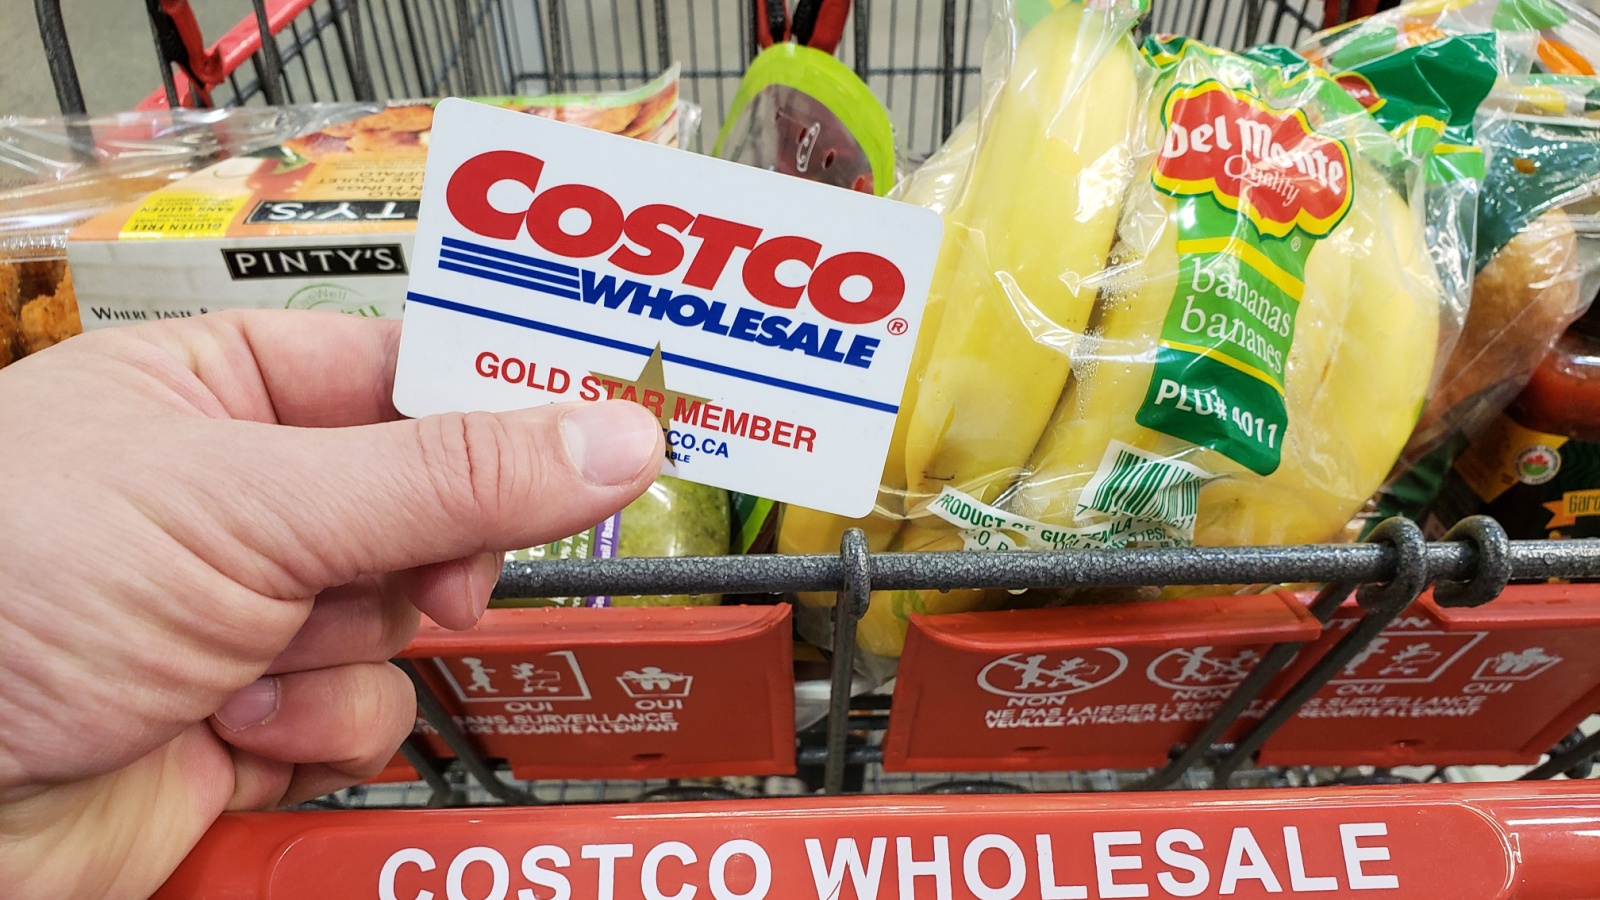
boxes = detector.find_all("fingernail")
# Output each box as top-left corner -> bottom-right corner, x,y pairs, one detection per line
561,401 -> 660,486
215,677 -> 279,732
470,553 -> 497,620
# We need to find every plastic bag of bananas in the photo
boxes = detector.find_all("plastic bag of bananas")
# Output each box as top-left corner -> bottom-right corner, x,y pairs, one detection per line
781,0 -> 1459,669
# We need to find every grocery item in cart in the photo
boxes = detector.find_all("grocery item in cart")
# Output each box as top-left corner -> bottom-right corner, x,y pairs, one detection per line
780,0 -> 1145,660
1412,111 -> 1600,451
1299,0 -> 1600,77
495,476 -> 731,607
64,70 -> 690,331
784,10 -> 1450,663
17,268 -> 79,356
1371,107 -> 1600,531
1293,33 -> 1498,349
1429,302 -> 1600,540
715,0 -> 895,196
1294,0 -> 1600,479
1003,37 -> 1442,555
0,104 -> 382,369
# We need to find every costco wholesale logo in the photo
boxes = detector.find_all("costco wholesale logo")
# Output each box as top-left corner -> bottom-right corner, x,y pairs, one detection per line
445,150 -> 907,326
1154,80 -> 1354,238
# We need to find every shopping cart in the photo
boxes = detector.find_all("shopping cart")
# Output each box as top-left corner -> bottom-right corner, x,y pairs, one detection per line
26,0 -> 1600,896
34,0 -> 1327,155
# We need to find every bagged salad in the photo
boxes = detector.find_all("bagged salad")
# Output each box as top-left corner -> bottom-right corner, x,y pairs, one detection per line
781,0 -> 1457,665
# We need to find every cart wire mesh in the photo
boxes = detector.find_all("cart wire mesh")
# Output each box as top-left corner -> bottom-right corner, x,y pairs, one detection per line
39,0 -> 1328,156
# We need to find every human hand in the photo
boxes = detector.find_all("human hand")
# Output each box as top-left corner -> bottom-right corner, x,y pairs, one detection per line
0,311 -> 664,899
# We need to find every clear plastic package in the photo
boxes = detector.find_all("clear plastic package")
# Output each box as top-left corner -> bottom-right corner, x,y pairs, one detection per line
782,2 -> 1452,664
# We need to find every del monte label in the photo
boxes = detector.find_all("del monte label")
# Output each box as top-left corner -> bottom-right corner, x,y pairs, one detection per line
1138,70 -> 1356,477
1155,80 -> 1353,239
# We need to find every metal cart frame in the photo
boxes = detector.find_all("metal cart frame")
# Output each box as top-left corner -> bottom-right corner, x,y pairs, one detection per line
33,0 -> 1328,155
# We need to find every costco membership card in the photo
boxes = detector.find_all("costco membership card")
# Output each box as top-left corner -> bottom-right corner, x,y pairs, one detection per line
393,98 -> 942,517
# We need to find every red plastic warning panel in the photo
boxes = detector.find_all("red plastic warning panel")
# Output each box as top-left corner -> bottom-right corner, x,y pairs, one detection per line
1260,584 -> 1600,767
155,782 -> 1600,900
883,593 -> 1321,772
399,604 -> 795,779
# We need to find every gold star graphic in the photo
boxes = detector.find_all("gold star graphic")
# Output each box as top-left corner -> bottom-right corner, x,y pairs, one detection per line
589,343 -> 711,439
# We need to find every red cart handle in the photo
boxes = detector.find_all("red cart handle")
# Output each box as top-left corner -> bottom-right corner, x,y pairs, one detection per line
157,782 -> 1600,898
757,0 -> 851,54
154,0 -> 225,105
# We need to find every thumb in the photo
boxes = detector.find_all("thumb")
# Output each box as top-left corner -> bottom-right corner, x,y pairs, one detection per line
245,399 -> 664,596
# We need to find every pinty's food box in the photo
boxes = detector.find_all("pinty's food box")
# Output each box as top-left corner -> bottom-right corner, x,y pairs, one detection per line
66,70 -> 685,327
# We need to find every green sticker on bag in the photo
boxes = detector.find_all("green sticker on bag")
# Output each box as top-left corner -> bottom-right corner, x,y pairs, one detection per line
1136,75 -> 1354,476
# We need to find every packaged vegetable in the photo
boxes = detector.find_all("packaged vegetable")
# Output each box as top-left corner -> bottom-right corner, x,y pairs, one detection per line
1413,110 -> 1600,451
495,476 -> 732,608
782,2 -> 1451,665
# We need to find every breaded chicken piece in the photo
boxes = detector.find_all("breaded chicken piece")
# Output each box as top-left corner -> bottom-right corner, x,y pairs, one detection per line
19,259 -> 67,302
0,261 -> 19,317
20,269 -> 81,355
0,298 -> 20,369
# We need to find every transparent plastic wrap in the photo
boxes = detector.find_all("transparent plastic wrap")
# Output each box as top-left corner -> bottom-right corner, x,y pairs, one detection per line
1411,112 -> 1600,453
1374,106 -> 1600,529
61,73 -> 695,333
494,476 -> 732,608
782,0 -> 1143,666
1298,0 -> 1600,78
1424,304 -> 1600,541
0,105 -> 379,366
714,44 -> 895,195
784,9 -> 1454,667
1001,37 -> 1444,562
0,105 -> 381,257
1290,0 -> 1600,532
1289,32 -> 1500,361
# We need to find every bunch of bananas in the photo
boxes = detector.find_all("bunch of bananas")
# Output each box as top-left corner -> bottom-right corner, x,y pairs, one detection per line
778,5 -> 1444,659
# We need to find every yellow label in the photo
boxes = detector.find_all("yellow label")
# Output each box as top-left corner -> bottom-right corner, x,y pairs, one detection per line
1396,0 -> 1474,17
119,190 -> 251,239
297,155 -> 428,202
1453,415 -> 1570,503
1544,489 -> 1600,528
